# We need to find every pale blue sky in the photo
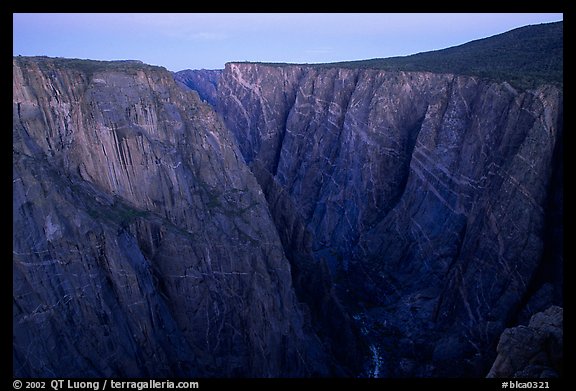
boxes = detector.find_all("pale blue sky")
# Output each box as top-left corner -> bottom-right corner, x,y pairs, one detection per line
13,13 -> 563,71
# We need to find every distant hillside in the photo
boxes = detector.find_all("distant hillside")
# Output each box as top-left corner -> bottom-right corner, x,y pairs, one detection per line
242,21 -> 563,90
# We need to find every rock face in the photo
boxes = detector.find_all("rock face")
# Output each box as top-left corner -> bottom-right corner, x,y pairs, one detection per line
13,57 -> 331,377
211,63 -> 563,376
13,54 -> 563,378
487,306 -> 563,378
175,69 -> 222,107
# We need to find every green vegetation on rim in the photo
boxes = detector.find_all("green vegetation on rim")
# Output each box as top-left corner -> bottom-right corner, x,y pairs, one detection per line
237,21 -> 563,90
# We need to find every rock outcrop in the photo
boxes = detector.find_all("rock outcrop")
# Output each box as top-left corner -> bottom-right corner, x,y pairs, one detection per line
13,57 -> 331,377
209,62 -> 563,377
487,306 -> 563,378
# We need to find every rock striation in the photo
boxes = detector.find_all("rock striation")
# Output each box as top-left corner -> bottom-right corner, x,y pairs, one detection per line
202,62 -> 563,377
13,57 -> 331,377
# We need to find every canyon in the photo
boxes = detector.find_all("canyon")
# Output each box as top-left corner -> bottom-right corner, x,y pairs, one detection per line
13,22 -> 562,378
178,61 -> 563,377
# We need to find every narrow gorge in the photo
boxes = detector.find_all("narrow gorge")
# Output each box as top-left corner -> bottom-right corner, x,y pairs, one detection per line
178,60 -> 563,377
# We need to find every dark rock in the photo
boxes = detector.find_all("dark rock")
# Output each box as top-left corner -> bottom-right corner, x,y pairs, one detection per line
213,62 -> 563,377
487,306 -> 562,378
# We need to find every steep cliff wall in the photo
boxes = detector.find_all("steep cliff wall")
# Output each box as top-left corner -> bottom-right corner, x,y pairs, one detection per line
214,63 -> 563,376
13,57 -> 330,377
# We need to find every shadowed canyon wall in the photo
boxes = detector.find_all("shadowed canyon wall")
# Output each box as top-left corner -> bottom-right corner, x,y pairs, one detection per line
183,62 -> 563,377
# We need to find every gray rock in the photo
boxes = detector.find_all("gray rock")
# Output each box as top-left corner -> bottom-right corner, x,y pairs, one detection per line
487,306 -> 562,378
